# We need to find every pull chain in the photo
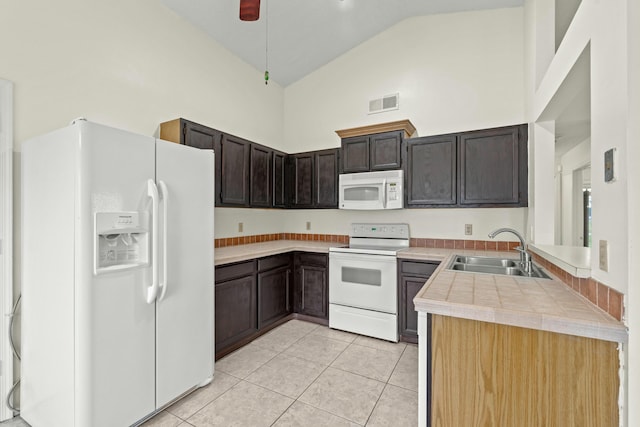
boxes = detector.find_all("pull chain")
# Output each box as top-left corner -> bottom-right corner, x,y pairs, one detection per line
264,0 -> 269,85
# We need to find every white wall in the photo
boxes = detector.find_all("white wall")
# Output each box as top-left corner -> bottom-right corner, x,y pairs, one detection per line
559,138 -> 590,245
283,8 -> 526,152
625,0 -> 639,425
0,0 -> 284,149
531,0 -> 628,294
526,0 -> 635,425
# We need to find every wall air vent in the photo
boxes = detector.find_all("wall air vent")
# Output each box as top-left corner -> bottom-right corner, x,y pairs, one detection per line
368,93 -> 399,114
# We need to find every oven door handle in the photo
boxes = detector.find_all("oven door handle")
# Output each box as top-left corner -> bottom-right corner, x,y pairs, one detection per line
382,178 -> 387,209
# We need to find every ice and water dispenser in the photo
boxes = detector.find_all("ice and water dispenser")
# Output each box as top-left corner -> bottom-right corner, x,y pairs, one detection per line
95,212 -> 149,274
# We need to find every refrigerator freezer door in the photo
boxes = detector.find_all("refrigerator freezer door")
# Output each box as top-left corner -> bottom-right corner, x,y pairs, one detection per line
75,122 -> 157,426
21,121 -> 158,427
155,140 -> 215,408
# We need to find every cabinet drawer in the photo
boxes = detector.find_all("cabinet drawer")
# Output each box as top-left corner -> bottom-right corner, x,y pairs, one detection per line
258,254 -> 291,272
296,253 -> 327,267
399,260 -> 439,277
216,260 -> 256,282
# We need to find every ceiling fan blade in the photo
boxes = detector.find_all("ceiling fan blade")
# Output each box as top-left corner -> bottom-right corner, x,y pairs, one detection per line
240,0 -> 260,21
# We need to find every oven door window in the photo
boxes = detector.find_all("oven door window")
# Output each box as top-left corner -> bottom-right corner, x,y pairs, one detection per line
329,252 -> 397,313
343,186 -> 381,202
342,266 -> 381,286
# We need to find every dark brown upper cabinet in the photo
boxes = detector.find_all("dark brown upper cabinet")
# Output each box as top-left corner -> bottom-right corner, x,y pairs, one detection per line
406,135 -> 457,206
341,131 -> 402,173
249,144 -> 272,207
405,124 -> 528,208
458,125 -> 526,206
217,134 -> 251,207
314,149 -> 339,207
288,149 -> 339,209
272,150 -> 287,208
289,152 -> 314,208
160,118 -> 221,150
341,135 -> 370,173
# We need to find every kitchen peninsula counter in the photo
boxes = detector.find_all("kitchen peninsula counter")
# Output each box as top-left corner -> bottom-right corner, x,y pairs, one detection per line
399,247 -> 627,343
405,247 -> 627,427
215,240 -> 342,266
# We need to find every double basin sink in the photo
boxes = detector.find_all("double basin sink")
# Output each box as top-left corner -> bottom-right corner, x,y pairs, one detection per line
447,255 -> 550,279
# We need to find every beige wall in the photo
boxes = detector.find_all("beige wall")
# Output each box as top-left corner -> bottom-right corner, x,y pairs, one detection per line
0,0 -> 285,148
283,7 -> 526,152
216,7 -> 529,242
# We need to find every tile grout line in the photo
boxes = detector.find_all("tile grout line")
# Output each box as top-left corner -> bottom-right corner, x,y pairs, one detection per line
268,323 -> 349,427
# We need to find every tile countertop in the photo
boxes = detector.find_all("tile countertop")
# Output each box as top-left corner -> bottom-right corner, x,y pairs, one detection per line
399,248 -> 628,343
215,240 -> 342,266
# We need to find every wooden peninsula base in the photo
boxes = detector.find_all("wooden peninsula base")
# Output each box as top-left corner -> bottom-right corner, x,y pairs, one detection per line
418,312 -> 620,427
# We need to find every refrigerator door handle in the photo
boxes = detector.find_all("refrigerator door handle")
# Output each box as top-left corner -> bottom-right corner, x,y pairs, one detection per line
146,179 -> 160,304
158,180 -> 169,301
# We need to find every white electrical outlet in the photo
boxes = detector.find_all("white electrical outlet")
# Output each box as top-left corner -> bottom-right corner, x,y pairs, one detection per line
465,224 -> 473,235
599,240 -> 609,271
306,221 -> 311,231
238,222 -> 243,233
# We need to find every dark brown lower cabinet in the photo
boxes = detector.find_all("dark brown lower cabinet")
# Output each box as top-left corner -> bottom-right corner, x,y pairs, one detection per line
258,254 -> 292,329
294,253 -> 329,320
398,260 -> 439,343
214,260 -> 257,354
215,252 -> 329,358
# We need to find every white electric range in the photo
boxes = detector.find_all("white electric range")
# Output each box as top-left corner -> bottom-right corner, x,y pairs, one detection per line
328,223 -> 409,342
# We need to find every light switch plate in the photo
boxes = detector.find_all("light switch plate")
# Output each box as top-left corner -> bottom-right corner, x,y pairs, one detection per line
599,240 -> 609,272
604,148 -> 616,182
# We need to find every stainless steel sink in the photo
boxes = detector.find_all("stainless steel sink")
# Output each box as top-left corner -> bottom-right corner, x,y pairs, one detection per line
453,256 -> 517,268
447,255 -> 551,279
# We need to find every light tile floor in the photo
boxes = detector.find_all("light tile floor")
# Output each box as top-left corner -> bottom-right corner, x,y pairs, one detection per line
1,319 -> 418,427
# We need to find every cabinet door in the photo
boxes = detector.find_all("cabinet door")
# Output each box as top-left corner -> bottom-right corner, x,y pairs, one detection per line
459,126 -> 521,205
398,260 -> 439,342
272,151 -> 287,208
182,120 -> 221,150
342,136 -> 370,173
258,266 -> 291,329
370,131 -> 402,170
294,253 -> 328,319
400,276 -> 425,341
250,144 -> 272,207
214,274 -> 257,352
314,149 -> 338,208
219,134 -> 251,206
290,153 -> 314,208
406,135 -> 457,206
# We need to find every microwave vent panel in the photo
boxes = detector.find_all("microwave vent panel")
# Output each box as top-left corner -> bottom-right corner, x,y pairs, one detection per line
368,93 -> 399,114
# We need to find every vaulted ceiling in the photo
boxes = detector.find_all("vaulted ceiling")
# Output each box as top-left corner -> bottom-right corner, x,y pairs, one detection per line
162,0 -> 524,87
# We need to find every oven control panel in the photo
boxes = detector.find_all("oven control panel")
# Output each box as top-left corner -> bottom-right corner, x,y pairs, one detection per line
350,223 -> 409,239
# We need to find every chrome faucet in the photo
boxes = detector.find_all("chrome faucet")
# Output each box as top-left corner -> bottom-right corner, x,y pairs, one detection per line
488,228 -> 532,273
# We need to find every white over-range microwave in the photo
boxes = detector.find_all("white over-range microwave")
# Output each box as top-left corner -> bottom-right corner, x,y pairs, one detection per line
338,170 -> 404,210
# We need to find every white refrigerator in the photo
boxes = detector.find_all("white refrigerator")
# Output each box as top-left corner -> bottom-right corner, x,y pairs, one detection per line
21,120 -> 214,427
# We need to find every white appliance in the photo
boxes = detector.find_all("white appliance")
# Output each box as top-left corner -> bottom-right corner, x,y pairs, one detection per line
339,170 -> 404,210
329,223 -> 409,342
21,120 -> 214,427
